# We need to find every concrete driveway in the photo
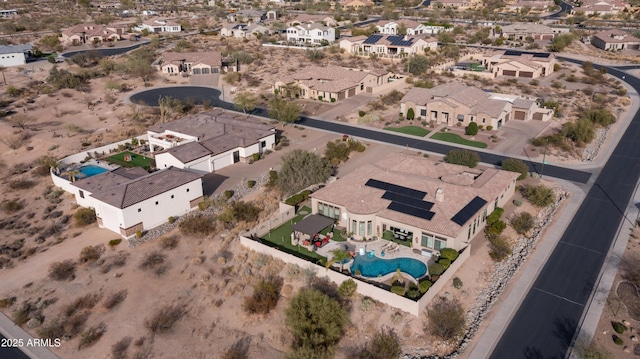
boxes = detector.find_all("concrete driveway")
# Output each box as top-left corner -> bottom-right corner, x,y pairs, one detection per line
316,93 -> 375,121
493,120 -> 551,155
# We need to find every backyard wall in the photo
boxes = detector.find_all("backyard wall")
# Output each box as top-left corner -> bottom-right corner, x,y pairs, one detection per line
58,134 -> 149,165
246,203 -> 296,237
239,235 -> 471,316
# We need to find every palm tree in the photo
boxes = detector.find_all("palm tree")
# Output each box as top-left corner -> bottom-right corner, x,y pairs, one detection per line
326,248 -> 351,273
68,169 -> 80,182
392,268 -> 404,286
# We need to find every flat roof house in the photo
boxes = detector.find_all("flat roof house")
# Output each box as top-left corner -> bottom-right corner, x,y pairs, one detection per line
71,166 -> 203,238
310,153 -> 519,253
376,20 -> 450,36
148,109 -> 276,173
134,18 -> 182,33
591,29 -> 640,51
0,44 -> 32,67
274,66 -> 390,102
400,82 -> 552,128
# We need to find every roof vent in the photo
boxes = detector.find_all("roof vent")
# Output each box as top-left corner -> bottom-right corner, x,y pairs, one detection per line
436,188 -> 444,202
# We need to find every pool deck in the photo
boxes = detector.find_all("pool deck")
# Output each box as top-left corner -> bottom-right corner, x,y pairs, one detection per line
317,238 -> 435,279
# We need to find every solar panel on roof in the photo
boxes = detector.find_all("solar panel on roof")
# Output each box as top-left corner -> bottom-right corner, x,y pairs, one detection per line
365,179 -> 426,199
363,34 -> 383,44
382,192 -> 434,212
387,36 -> 414,47
451,196 -> 487,226
532,52 -> 550,58
388,202 -> 435,220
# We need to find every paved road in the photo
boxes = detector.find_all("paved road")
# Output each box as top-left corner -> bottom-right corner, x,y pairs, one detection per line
490,65 -> 640,358
543,1 -> 573,18
62,41 -> 149,58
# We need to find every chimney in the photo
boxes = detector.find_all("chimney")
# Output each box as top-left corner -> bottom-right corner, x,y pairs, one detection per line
436,188 -> 444,202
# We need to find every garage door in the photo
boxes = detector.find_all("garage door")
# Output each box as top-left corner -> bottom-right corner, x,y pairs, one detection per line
338,91 -> 345,100
542,35 -> 553,40
514,111 -> 526,120
347,88 -> 356,97
533,113 -> 543,121
520,71 -> 534,78
503,70 -> 517,77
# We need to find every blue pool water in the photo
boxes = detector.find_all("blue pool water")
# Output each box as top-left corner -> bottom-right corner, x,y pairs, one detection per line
78,165 -> 109,178
352,254 -> 427,279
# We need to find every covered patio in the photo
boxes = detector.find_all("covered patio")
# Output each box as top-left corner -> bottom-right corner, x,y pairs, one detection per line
292,214 -> 335,249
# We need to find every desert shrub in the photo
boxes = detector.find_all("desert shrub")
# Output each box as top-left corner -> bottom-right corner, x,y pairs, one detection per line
100,252 -> 128,274
135,230 -> 142,239
513,199 -> 523,206
78,323 -> 106,349
426,296 -> 466,341
144,304 -> 186,334
486,220 -> 507,239
444,149 -> 480,168
522,184 -> 556,207
285,288 -> 348,358
511,212 -> 535,235
355,327 -> 401,359
338,279 -> 357,298
453,277 -> 463,289
1,199 -> 24,213
486,207 -> 504,225
243,276 -> 283,315
74,208 -> 96,226
139,251 -> 166,272
12,303 -> 34,325
439,248 -> 459,261
247,180 -> 256,188
439,258 -> 451,270
391,285 -> 406,296
612,334 -> 623,345
218,201 -> 262,228
358,110 -> 366,117
79,245 -> 105,263
179,213 -> 216,236
465,122 -> 478,136
64,293 -> 101,317
429,263 -> 444,276
49,260 -> 76,281
501,158 -> 529,180
111,337 -> 132,359
419,280 -> 432,293
104,290 -> 128,309
37,318 -> 65,340
108,239 -> 122,247
0,297 -> 16,308
160,235 -> 179,250
488,235 -> 512,261
168,216 -> 176,224
224,189 -> 234,199
611,321 -> 626,334
406,283 -> 420,299
221,339 -> 250,359
277,149 -> 333,196
9,179 -> 36,190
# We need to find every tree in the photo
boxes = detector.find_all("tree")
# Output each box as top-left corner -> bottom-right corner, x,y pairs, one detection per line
548,33 -> 575,52
7,114 -> 36,129
355,327 -> 402,359
501,158 -> 529,180
426,296 -> 466,341
233,92 -> 257,113
397,22 -> 407,35
276,149 -> 333,195
268,97 -> 300,124
522,184 -> 555,207
126,48 -> 156,86
325,249 -> 350,273
406,108 -> 415,120
465,122 -> 478,136
444,149 -> 480,168
406,55 -> 429,75
510,212 -> 534,235
285,288 -> 348,358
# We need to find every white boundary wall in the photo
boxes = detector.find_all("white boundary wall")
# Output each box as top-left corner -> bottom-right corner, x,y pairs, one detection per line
58,134 -> 149,165
239,235 -> 471,316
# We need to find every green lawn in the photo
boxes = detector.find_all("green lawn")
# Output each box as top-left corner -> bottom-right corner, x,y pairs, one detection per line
430,133 -> 488,148
384,126 -> 431,137
382,230 -> 412,247
105,151 -> 153,169
261,206 -> 327,264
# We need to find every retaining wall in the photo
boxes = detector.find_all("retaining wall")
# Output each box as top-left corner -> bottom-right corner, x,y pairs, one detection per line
58,134 -> 149,165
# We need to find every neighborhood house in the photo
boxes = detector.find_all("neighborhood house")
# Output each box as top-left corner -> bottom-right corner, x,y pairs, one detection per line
343,34 -> 438,58
59,23 -> 121,46
286,23 -> 336,44
154,51 -> 227,75
481,50 -> 556,78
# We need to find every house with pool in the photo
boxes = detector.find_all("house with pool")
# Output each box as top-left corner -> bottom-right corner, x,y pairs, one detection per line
148,109 -> 276,174
310,153 -> 519,255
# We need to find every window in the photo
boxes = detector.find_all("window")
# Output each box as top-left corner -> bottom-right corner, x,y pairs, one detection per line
457,114 -> 464,121
482,209 -> 487,222
186,188 -> 189,192
351,220 -> 357,234
138,208 -> 142,212
318,202 -> 340,219
359,221 -> 365,236
421,233 -> 433,248
367,221 -> 372,235
482,117 -> 486,123
155,201 -> 159,205
420,109 -> 427,116
434,238 -> 447,251
79,190 -> 84,199
468,225 -> 472,240
261,140 -> 266,148
171,195 -> 175,199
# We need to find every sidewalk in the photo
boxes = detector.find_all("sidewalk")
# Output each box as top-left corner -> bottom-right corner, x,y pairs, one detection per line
465,179 -> 586,359
0,312 -> 59,359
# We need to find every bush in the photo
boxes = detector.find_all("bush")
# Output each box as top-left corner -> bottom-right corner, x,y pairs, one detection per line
79,245 -> 105,263
243,276 -> 283,315
338,279 -> 357,298
487,125 -> 493,131
247,180 -> 256,188
355,327 -> 402,359
444,149 -> 480,168
612,334 -> 623,345
522,184 -> 556,207
1,199 -> 24,213
252,153 -> 260,162
108,239 -> 122,247
438,258 -> 451,270
144,304 -> 186,334
37,318 -> 65,340
501,158 -> 529,180
511,212 -> 535,235
135,230 -> 142,239
160,235 -> 179,250
486,208 -> 504,225
426,296 -> 466,341
139,251 -> 167,275
9,179 -> 36,190
0,297 -> 16,308
224,190 -> 234,199
453,277 -> 463,289
488,235 -> 512,261
63,293 -> 101,317
49,260 -> 76,281
111,337 -> 132,359
513,199 -> 523,206
168,216 -> 176,224
611,321 -> 627,334
486,220 -> 507,239
419,280 -> 432,293
74,208 -> 96,226
429,263 -> 444,276
465,122 -> 478,136
103,290 -> 127,309
406,283 -> 420,299
285,194 -> 305,206
391,285 -> 406,296
359,110 -> 366,117
439,248 -> 459,261
406,108 -> 415,120
78,323 -> 106,349
217,201 -> 262,228
179,213 -> 216,236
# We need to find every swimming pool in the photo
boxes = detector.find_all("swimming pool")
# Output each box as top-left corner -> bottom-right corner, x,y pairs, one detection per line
351,254 -> 427,279
78,165 -> 109,178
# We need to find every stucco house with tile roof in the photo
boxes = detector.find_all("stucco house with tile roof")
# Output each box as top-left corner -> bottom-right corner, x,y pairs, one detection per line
286,23 -> 336,44
591,29 -> 640,51
59,23 -> 121,46
376,20 -> 450,36
154,51 -> 224,75
148,109 -> 276,173
133,18 -> 181,33
346,34 -> 438,58
310,152 -> 519,253
499,23 -> 567,41
481,50 -> 556,78
71,166 -> 203,238
573,0 -> 625,14
287,14 -> 339,27
220,23 -> 270,38
274,66 -> 390,102
400,82 -> 552,128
